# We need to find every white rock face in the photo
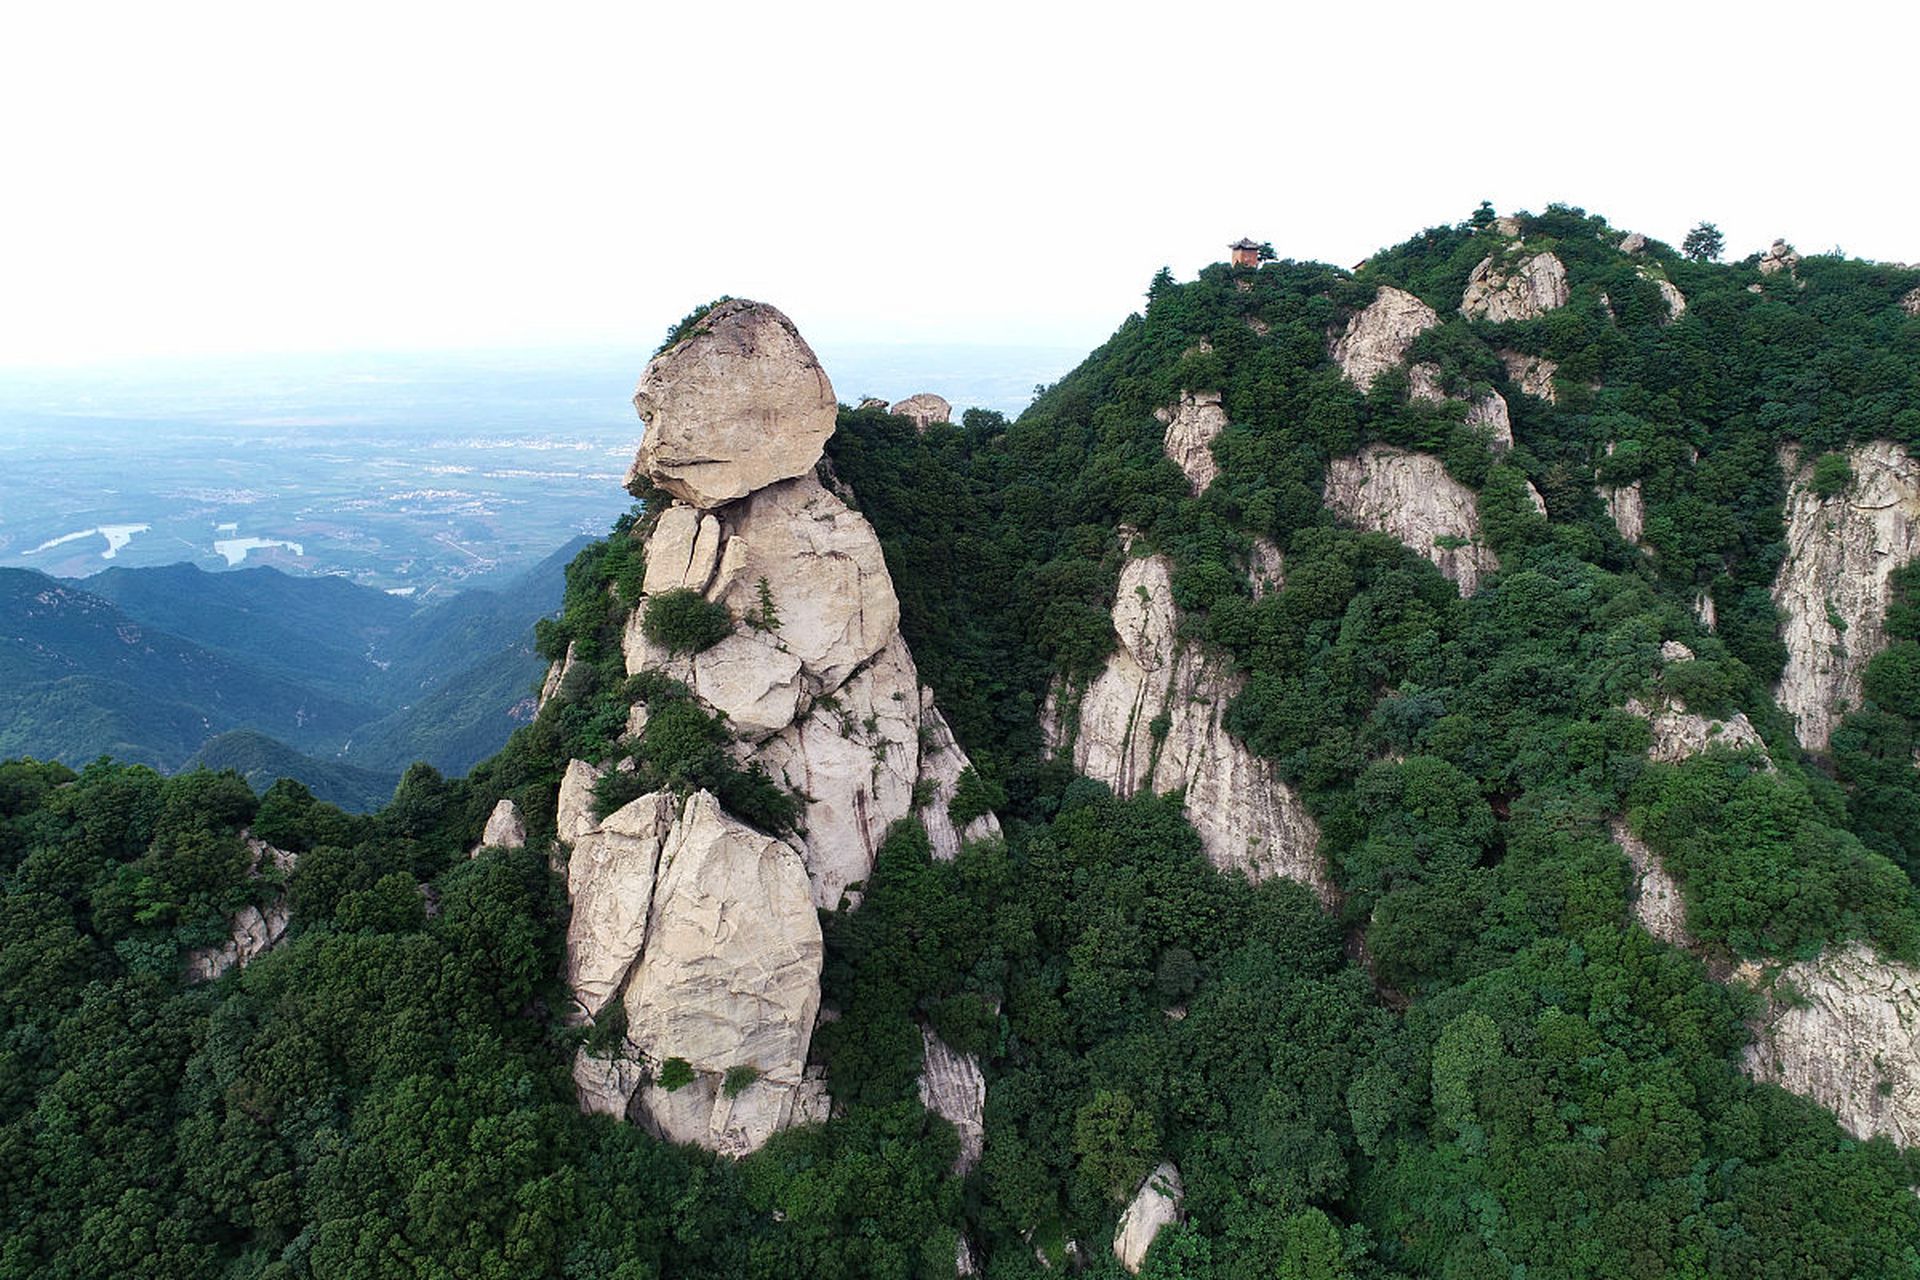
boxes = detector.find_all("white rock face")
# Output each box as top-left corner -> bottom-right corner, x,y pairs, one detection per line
1602,481 -> 1645,545
479,799 -> 528,850
184,834 -> 298,982
1757,239 -> 1801,277
1247,536 -> 1285,600
1059,552 -> 1331,902
630,299 -> 837,509
1902,286 -> 1920,318
1323,445 -> 1499,595
890,393 -> 952,428
690,633 -> 806,741
1113,1162 -> 1184,1274
1619,231 -> 1649,255
1331,286 -> 1439,392
1613,817 -> 1691,948
1461,252 -> 1570,323
1641,270 -> 1687,323
1156,390 -> 1227,494
642,504 -> 723,595
557,759 -> 607,843
916,1026 -> 987,1173
1499,349 -> 1558,402
1408,364 -> 1514,450
1773,441 -> 1920,752
1625,693 -> 1767,765
916,687 -> 1004,861
565,790 -> 679,1018
1744,943 -> 1920,1146
624,792 -> 824,1154
753,633 -> 922,908
539,640 -> 579,711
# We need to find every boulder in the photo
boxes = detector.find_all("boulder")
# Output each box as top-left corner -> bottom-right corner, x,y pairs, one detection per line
751,633 -> 922,908
629,299 -> 837,509
690,633 -> 806,741
1624,692 -> 1767,765
1757,239 -> 1801,277
917,1026 -> 987,1174
184,901 -> 290,983
480,798 -> 527,850
565,790 -> 679,1018
1113,1162 -> 1184,1274
916,686 -> 1003,861
1059,552 -> 1331,902
1492,215 -> 1522,238
1644,272 -> 1687,323
556,759 -> 607,844
1618,231 -> 1649,255
625,791 -> 823,1155
1323,445 -> 1499,595
890,393 -> 952,428
857,397 -> 889,411
642,504 -> 724,596
1461,252 -> 1570,322
1773,441 -> 1920,751
1331,286 -> 1439,392
1498,349 -> 1558,402
1155,390 -> 1227,493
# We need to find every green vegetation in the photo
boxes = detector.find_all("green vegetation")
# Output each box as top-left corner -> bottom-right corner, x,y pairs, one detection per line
641,588 -> 734,654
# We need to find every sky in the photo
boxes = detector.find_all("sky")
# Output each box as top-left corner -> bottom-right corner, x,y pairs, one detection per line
3,0 -> 1916,369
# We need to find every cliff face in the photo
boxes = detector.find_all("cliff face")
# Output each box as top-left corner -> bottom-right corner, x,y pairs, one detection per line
1112,1162 -> 1183,1274
1323,446 -> 1498,596
1156,390 -> 1226,494
561,299 -> 997,1153
1772,440 -> 1920,752
1460,251 -> 1570,323
1049,549 -> 1331,902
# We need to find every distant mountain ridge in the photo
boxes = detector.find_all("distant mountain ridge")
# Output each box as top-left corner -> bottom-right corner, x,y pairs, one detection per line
0,538 -> 588,807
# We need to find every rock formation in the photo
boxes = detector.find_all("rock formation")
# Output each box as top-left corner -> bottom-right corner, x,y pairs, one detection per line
479,798 -> 527,849
1408,363 -> 1514,450
916,687 -> 1004,861
1618,231 -> 1649,255
1624,692 -> 1767,765
1461,252 -> 1570,323
890,393 -> 952,428
558,300 -> 999,1152
1331,287 -> 1438,392
184,833 -> 297,982
1640,270 -> 1687,323
1602,481 -> 1645,546
916,1025 -> 986,1173
1902,286 -> 1920,318
1323,446 -> 1498,595
1614,817 -> 1690,948
1772,440 -> 1920,752
1113,1162 -> 1184,1273
1156,390 -> 1226,493
1247,536 -> 1285,600
1757,239 -> 1801,277
1050,550 -> 1331,902
1499,350 -> 1558,402
539,640 -> 578,711
628,300 -> 838,509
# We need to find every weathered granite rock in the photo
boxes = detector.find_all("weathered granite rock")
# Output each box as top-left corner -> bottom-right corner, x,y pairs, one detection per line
1409,362 -> 1513,450
1903,286 -> 1920,318
557,759 -> 607,843
1624,693 -> 1767,764
916,686 -> 1003,861
890,393 -> 952,428
480,798 -> 527,849
1462,252 -> 1570,323
956,1235 -> 983,1277
1642,270 -> 1687,323
1614,817 -> 1690,948
1323,446 -> 1499,595
690,633 -> 806,741
624,791 -> 823,1155
185,901 -> 291,983
1492,215 -> 1522,238
1773,440 -> 1920,751
1057,552 -> 1330,901
857,397 -> 889,411
1745,943 -> 1920,1146
642,504 -> 723,596
917,1025 -> 987,1174
1113,1162 -> 1184,1274
539,640 -> 579,711
1331,287 -> 1438,392
1602,480 -> 1645,545
1499,349 -> 1559,402
1156,390 -> 1226,494
573,1039 -> 650,1119
1660,640 -> 1696,663
752,633 -> 922,908
1619,231 -> 1649,255
1757,239 -> 1801,277
629,300 -> 837,508
565,790 -> 679,1018
1247,536 -> 1285,601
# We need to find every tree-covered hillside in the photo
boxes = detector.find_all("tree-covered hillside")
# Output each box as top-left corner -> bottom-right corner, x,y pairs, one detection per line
4,206 -> 1920,1278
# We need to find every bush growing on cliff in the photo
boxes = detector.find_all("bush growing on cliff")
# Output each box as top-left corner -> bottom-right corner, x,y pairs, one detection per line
641,589 -> 733,655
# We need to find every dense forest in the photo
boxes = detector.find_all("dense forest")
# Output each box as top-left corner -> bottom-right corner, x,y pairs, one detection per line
5,206 -> 1920,1278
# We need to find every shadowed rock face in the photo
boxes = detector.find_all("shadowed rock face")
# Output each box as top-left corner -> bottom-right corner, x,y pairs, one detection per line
1772,440 -> 1920,752
629,300 -> 838,509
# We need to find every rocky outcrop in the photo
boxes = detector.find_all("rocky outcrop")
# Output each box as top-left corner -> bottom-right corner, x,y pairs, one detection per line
184,834 -> 298,982
1772,440 -> 1920,752
1462,252 -> 1569,323
890,393 -> 951,428
641,505 -> 723,595
1757,239 -> 1801,277
917,1026 -> 986,1173
1499,350 -> 1558,402
1156,390 -> 1226,494
1613,817 -> 1690,948
1744,943 -> 1920,1147
1640,270 -> 1686,323
1624,692 -> 1767,765
1408,363 -> 1513,450
1113,1162 -> 1184,1274
565,791 -> 679,1017
1902,286 -> 1920,318
477,798 -> 527,851
1331,287 -> 1438,392
539,640 -> 579,711
1053,551 -> 1330,901
1247,536 -> 1284,600
557,758 -> 606,843
1602,481 -> 1645,545
916,687 -> 1004,861
1619,231 -> 1649,255
1324,446 -> 1499,595
628,300 -> 837,508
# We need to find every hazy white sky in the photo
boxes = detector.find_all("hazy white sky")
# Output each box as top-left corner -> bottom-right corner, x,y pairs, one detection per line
3,0 -> 1914,367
